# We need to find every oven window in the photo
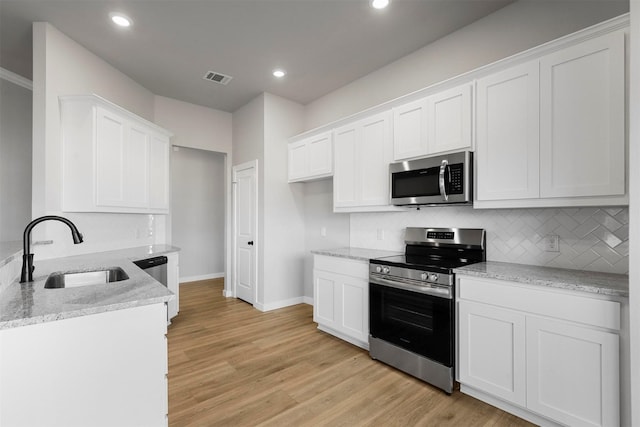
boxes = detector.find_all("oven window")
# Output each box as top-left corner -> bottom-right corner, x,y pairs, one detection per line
391,168 -> 440,199
370,283 -> 453,366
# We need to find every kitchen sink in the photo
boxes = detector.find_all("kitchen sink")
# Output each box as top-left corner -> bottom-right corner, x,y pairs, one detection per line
44,267 -> 129,288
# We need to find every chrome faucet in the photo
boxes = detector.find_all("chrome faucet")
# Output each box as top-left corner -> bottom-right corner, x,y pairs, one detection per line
20,215 -> 84,283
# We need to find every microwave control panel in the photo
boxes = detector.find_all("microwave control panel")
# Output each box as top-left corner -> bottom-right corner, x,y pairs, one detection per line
449,163 -> 464,194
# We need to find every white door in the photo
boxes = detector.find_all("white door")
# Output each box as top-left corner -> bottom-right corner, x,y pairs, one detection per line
233,161 -> 257,304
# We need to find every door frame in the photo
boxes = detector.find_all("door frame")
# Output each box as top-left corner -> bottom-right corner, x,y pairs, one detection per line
232,159 -> 259,304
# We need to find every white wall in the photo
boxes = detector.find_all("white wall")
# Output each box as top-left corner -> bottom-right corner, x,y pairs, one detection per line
627,1 -> 639,423
0,78 -> 31,241
171,147 -> 225,280
304,0 -> 629,130
303,179 -> 350,298
263,93 -> 306,307
232,93 -> 307,309
32,22 -> 164,259
154,96 -> 232,154
232,94 -> 266,302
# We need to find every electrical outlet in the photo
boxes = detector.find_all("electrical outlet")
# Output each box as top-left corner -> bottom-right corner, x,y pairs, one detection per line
544,234 -> 559,252
377,229 -> 385,241
320,227 -> 327,237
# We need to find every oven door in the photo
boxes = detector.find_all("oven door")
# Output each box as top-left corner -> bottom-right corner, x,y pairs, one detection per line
369,281 -> 454,367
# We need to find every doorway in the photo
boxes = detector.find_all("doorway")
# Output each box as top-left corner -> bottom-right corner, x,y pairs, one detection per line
171,146 -> 225,282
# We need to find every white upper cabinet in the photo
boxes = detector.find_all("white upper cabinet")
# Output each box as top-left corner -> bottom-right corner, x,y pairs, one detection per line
476,61 -> 540,201
288,131 -> 333,182
60,94 -> 173,214
333,110 -> 396,212
427,83 -> 473,154
539,31 -> 625,199
393,98 -> 428,160
475,29 -> 627,208
393,82 -> 472,161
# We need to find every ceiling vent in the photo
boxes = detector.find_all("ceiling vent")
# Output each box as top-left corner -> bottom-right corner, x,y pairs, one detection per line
203,70 -> 233,85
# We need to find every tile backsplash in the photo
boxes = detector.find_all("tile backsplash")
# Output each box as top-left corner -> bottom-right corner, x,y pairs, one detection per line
350,206 -> 629,275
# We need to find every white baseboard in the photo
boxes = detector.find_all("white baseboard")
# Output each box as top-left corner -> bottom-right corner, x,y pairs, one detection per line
179,272 -> 224,284
223,288 -> 234,298
255,296 -> 308,312
302,296 -> 313,305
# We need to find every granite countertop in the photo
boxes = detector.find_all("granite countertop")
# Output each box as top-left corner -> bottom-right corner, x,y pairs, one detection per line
0,245 -> 180,330
454,261 -> 628,297
312,247 -> 404,262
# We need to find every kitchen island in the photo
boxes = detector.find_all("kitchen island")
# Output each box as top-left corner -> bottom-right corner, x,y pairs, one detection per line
0,246 -> 177,427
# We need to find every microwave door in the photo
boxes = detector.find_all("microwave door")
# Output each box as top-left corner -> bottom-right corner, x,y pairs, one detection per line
439,159 -> 449,202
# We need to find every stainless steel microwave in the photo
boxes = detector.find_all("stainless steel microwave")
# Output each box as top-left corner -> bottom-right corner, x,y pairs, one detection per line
390,151 -> 473,206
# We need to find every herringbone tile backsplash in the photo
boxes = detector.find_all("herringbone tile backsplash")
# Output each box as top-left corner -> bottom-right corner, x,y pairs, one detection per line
350,206 -> 629,275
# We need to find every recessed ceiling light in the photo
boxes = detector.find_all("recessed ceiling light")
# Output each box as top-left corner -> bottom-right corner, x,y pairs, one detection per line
110,13 -> 132,27
370,0 -> 390,9
273,69 -> 286,78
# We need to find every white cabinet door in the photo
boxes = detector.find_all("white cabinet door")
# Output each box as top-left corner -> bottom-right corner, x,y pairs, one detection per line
288,132 -> 333,182
393,98 -> 428,160
124,124 -> 150,208
458,300 -> 526,407
166,252 -> 180,320
334,111 -> 394,211
313,270 -> 338,329
526,316 -> 619,427
333,124 -> 359,207
307,132 -> 333,178
540,31 -> 625,199
95,107 -> 127,207
427,83 -> 472,154
359,111 -> 393,207
338,274 -> 369,344
288,140 -> 308,181
149,133 -> 170,211
476,61 -> 540,201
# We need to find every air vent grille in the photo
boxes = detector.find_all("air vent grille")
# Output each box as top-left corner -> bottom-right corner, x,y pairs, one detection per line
203,70 -> 233,85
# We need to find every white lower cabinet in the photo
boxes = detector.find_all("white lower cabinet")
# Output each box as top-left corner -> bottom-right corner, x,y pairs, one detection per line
457,276 -> 621,427
313,255 -> 369,349
0,303 -> 169,427
167,252 -> 180,320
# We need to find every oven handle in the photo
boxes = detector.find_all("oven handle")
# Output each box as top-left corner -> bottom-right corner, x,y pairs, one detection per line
370,274 -> 452,299
439,159 -> 449,201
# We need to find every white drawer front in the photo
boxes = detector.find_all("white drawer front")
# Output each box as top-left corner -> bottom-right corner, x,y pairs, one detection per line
314,255 -> 369,279
457,276 -> 620,331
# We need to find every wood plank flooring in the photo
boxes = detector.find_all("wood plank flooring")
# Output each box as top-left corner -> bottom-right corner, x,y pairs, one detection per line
167,279 -> 533,427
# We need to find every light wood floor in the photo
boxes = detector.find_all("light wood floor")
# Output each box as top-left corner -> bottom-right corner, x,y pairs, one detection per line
167,279 -> 533,427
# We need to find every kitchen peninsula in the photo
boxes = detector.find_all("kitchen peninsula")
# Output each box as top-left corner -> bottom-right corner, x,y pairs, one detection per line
0,245 -> 178,427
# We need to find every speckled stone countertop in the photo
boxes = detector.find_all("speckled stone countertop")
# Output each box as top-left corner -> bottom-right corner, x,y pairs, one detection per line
312,247 -> 403,262
0,245 -> 180,330
454,261 -> 628,297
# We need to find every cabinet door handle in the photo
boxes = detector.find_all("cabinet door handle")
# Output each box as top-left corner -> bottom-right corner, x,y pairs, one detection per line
248,241 -> 254,246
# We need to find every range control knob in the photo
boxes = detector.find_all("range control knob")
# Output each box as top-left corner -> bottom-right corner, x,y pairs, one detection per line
375,266 -> 382,273
420,272 -> 428,280
382,266 -> 390,274
428,273 -> 439,282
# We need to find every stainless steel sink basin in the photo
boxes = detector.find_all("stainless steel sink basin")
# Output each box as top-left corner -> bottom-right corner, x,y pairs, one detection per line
44,267 -> 129,288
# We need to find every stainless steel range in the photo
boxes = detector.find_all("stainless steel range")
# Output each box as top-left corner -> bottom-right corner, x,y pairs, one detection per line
369,227 -> 486,394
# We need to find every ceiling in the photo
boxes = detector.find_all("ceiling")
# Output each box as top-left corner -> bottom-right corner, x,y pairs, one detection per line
0,0 -> 514,112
